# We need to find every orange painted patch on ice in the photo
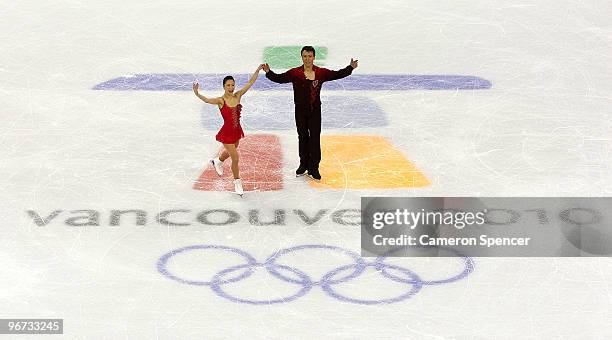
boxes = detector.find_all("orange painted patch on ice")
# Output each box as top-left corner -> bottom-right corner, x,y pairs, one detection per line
309,135 -> 429,189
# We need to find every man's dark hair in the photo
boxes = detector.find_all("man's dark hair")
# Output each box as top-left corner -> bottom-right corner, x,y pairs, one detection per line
301,46 -> 316,57
222,76 -> 235,86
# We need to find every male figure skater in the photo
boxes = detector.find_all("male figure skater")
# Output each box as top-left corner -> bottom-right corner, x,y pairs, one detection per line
263,46 -> 358,180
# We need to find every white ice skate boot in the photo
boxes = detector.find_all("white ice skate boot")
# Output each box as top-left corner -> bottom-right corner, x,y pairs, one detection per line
234,178 -> 244,197
211,158 -> 223,176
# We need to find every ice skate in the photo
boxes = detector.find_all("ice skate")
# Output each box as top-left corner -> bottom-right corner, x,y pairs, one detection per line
234,178 -> 244,197
211,158 -> 223,176
295,164 -> 308,177
307,168 -> 321,181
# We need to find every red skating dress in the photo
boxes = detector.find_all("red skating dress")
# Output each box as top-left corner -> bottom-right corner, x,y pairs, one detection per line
215,102 -> 245,144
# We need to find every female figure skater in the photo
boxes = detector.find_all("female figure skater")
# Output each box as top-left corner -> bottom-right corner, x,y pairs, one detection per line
192,64 -> 264,196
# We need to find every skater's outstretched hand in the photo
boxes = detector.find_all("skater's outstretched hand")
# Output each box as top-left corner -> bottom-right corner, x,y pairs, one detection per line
192,82 -> 222,105
350,58 -> 358,69
262,63 -> 270,73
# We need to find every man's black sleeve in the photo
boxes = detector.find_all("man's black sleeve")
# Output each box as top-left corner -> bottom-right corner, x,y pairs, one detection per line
266,70 -> 293,84
323,65 -> 354,82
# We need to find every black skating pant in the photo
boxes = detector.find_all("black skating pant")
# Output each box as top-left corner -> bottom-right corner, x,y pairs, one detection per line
295,106 -> 322,171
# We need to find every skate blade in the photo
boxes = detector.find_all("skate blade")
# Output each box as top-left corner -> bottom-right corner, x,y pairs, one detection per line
232,189 -> 259,196
306,174 -> 321,182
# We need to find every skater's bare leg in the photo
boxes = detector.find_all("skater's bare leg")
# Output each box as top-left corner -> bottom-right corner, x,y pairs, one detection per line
222,142 -> 240,179
219,140 -> 239,162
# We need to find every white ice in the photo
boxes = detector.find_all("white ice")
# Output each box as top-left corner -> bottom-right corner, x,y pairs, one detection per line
1,0 -> 611,339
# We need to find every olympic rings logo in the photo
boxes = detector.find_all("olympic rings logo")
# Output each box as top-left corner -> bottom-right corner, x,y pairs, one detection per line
157,244 -> 475,305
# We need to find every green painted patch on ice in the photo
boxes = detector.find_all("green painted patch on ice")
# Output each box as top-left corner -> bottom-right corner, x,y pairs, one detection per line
263,46 -> 328,68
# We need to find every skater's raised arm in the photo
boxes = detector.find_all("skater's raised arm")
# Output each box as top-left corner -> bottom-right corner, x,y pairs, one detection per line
235,64 -> 264,97
263,63 -> 294,84
321,58 -> 359,82
192,83 -> 223,105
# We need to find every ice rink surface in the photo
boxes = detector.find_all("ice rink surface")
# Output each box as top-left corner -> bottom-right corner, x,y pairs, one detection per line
1,0 -> 611,339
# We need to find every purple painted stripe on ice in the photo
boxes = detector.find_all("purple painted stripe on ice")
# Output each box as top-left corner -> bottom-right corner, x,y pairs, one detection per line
92,74 -> 492,91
